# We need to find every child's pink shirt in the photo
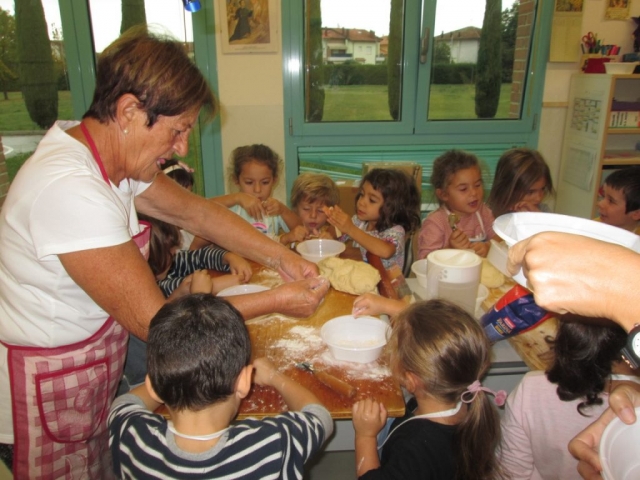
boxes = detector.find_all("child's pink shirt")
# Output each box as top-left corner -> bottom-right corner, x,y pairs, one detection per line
417,204 -> 495,259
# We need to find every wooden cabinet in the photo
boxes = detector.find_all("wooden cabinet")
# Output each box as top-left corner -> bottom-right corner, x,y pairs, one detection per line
556,73 -> 640,219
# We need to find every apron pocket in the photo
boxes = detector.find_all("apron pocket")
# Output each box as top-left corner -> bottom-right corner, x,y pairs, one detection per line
35,359 -> 111,443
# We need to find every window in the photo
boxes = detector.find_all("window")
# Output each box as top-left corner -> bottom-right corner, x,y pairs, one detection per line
283,0 -> 553,200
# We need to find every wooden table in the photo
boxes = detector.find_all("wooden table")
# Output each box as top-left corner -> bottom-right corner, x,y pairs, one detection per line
234,265 -> 406,420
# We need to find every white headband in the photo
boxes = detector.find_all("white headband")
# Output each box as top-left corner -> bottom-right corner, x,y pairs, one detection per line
163,164 -> 185,175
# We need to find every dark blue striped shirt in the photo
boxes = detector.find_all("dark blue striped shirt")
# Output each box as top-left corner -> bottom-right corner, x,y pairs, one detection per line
158,245 -> 230,297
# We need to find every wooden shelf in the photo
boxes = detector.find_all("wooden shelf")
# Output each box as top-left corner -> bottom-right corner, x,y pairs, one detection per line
607,127 -> 640,135
603,150 -> 640,165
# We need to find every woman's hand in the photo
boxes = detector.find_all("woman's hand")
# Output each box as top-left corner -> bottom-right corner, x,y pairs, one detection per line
224,252 -> 252,282
352,398 -> 387,438
271,276 -> 329,318
190,270 -> 214,294
237,193 -> 265,221
325,205 -> 354,237
274,250 -> 320,281
569,384 -> 640,479
449,229 -> 472,250
352,293 -> 405,317
507,232 -> 640,328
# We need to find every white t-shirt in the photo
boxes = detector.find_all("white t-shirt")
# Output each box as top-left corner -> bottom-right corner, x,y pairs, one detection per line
0,121 -> 150,442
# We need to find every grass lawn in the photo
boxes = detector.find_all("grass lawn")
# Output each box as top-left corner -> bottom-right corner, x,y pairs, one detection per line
322,84 -> 512,122
0,91 -> 74,131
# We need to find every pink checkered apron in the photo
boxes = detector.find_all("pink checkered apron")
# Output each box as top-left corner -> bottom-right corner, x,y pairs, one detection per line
1,122 -> 152,478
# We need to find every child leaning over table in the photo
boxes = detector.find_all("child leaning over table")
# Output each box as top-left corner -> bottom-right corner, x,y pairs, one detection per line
279,172 -> 340,245
108,294 -> 334,479
596,165 -> 640,234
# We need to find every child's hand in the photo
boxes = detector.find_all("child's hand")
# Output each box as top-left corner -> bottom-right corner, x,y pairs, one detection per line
449,229 -> 472,250
470,241 -> 490,258
211,274 -> 243,295
352,398 -> 387,438
224,252 -> 252,282
189,270 -> 214,294
324,205 -> 354,236
237,193 -> 265,221
262,198 -> 285,217
252,357 -> 279,387
352,293 -> 405,317
281,225 -> 309,245
512,201 -> 542,213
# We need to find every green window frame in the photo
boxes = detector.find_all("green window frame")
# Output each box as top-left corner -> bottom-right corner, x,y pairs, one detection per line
281,0 -> 554,199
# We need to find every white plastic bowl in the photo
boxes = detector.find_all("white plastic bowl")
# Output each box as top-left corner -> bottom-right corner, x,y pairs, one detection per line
604,62 -> 638,75
321,315 -> 390,364
600,407 -> 640,480
217,284 -> 270,297
296,239 -> 345,263
410,259 -> 428,288
493,212 -> 640,287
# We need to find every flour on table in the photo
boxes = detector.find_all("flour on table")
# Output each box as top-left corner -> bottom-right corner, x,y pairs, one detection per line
315,351 -> 391,381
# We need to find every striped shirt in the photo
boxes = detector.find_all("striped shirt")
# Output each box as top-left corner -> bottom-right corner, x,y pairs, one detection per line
158,245 -> 230,297
108,394 -> 333,479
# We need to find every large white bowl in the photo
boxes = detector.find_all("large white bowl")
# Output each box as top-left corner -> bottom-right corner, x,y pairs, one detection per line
600,407 -> 640,480
604,62 -> 638,75
493,212 -> 640,287
410,259 -> 428,288
296,239 -> 345,263
217,284 -> 270,297
321,315 -> 390,364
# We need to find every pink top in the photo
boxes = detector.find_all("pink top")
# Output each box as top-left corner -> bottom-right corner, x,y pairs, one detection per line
417,204 -> 495,259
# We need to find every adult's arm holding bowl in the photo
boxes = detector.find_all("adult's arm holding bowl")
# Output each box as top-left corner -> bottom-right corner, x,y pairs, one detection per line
569,384 -> 640,480
507,232 -> 640,332
136,174 -> 319,282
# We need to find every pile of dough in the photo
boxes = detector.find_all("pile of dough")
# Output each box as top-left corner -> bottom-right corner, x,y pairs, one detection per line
318,257 -> 381,295
481,258 -> 505,289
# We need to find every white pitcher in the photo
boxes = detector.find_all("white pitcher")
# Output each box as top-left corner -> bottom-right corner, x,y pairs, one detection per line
426,249 -> 482,316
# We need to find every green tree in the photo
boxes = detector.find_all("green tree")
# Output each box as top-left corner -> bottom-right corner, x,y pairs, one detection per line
121,0 -> 147,35
0,8 -> 18,100
434,41 -> 452,64
15,0 -> 57,128
306,0 -> 324,122
475,0 -> 502,118
387,0 -> 402,120
501,1 -> 519,82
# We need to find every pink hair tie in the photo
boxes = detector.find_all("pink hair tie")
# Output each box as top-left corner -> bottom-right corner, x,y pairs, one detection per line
461,380 -> 507,407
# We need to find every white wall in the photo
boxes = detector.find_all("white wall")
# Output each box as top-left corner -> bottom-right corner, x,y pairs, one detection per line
213,0 -> 640,205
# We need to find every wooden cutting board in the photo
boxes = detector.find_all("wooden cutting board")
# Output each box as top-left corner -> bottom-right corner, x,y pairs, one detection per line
482,278 -> 557,372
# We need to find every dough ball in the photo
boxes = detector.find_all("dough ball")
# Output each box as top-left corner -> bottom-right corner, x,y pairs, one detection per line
318,257 -> 381,295
481,258 -> 505,289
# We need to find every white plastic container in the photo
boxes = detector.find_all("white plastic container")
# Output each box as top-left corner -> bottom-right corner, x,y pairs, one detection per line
321,315 -> 390,364
296,239 -> 345,263
604,62 -> 638,74
493,212 -> 640,288
410,259 -> 428,288
426,249 -> 482,316
217,284 -> 269,297
600,407 -> 640,480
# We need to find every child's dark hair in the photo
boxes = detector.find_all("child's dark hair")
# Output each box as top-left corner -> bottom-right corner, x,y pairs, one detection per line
603,166 -> 640,213
229,144 -> 282,182
357,168 -> 421,233
431,150 -> 481,205
162,159 -> 194,190
290,172 -> 340,209
546,314 -> 626,415
138,213 -> 181,277
391,300 -> 504,480
487,147 -> 555,218
147,293 -> 251,411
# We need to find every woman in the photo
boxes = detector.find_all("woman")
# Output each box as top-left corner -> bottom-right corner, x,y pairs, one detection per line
0,28 -> 328,478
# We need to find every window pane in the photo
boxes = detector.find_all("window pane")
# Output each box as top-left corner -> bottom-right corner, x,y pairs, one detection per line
0,0 -> 69,181
87,0 -> 206,194
428,0 -> 532,120
304,0 -> 404,123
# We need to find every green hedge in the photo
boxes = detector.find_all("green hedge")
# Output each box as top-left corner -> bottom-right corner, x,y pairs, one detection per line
431,63 -> 477,84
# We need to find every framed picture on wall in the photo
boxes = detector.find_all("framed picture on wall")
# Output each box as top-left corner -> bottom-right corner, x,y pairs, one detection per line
220,0 -> 280,54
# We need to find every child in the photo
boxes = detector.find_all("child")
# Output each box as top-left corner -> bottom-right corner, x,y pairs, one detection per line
161,160 -> 198,249
487,147 -> 555,219
596,166 -> 640,233
500,316 -> 640,479
325,168 -> 421,270
120,214 -> 252,393
279,172 -> 340,245
108,294 -> 333,479
215,144 -> 301,240
418,150 -> 495,259
352,299 -> 506,479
